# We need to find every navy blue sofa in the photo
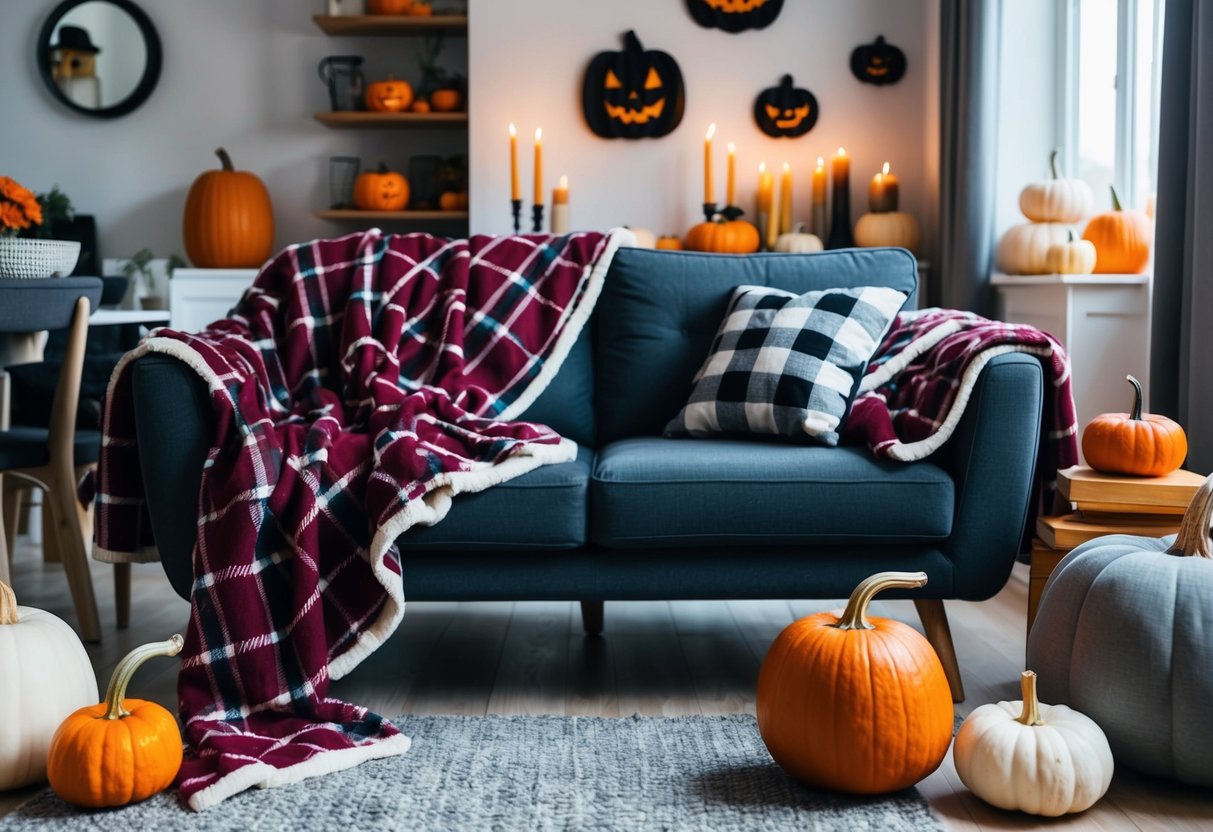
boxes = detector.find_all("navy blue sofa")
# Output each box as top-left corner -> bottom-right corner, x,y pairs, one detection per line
129,247 -> 1044,702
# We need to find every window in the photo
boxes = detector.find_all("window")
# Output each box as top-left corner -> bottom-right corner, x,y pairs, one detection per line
1063,0 -> 1166,214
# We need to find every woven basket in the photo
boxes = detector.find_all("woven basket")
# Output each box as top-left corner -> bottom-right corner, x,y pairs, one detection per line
0,237 -> 81,279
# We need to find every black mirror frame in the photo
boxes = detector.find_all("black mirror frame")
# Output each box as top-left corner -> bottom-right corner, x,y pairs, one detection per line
36,0 -> 162,119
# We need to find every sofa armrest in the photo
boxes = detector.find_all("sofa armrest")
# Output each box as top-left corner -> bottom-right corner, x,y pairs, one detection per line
934,352 -> 1044,600
131,353 -> 213,600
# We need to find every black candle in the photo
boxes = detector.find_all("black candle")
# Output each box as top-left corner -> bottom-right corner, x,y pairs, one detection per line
826,148 -> 854,249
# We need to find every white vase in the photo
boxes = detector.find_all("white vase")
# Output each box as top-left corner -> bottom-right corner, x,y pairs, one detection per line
0,238 -> 81,279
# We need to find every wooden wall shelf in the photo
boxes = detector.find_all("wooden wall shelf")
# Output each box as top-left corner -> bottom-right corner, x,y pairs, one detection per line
316,210 -> 469,222
314,112 -> 467,129
313,15 -> 468,35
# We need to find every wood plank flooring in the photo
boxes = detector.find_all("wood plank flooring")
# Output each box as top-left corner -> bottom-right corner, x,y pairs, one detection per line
3,537 -> 1212,830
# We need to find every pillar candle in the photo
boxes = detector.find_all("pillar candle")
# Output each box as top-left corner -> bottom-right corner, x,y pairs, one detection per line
778,162 -> 793,234
881,162 -> 899,212
826,147 -> 854,249
508,123 -> 520,202
551,175 -> 570,233
726,142 -> 736,206
704,123 -> 716,204
811,156 -> 827,241
869,169 -> 887,213
533,128 -> 543,206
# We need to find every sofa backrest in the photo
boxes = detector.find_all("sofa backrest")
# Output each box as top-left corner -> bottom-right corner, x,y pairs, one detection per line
594,246 -> 919,444
516,323 -> 596,446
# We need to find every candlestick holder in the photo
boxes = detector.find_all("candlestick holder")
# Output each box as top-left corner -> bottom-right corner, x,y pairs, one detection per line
532,204 -> 545,234
511,199 -> 523,234
702,202 -> 719,222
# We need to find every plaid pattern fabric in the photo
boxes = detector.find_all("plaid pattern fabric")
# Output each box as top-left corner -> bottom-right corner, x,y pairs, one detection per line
92,228 -> 622,810
843,307 -> 1079,510
664,284 -> 907,445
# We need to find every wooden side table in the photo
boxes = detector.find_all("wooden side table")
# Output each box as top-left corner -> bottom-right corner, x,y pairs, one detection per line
1027,537 -> 1067,640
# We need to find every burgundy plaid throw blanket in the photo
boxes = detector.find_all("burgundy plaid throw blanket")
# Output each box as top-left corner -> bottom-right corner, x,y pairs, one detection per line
93,228 -> 625,810
843,308 -> 1079,504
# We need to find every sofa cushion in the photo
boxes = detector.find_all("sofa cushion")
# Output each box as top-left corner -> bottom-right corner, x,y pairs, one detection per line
401,445 -> 592,551
515,324 -> 595,447
595,247 -> 918,444
590,437 -> 953,548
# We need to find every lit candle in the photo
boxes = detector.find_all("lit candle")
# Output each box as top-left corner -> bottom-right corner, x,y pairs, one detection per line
870,168 -> 886,213
533,128 -> 543,206
811,156 -> 827,240
881,162 -> 899,212
553,174 -> 569,205
756,162 -> 773,216
508,123 -> 520,202
726,142 -> 736,207
779,162 -> 793,234
704,123 -> 716,205
761,163 -> 778,250
826,147 -> 854,249
551,175 -> 570,234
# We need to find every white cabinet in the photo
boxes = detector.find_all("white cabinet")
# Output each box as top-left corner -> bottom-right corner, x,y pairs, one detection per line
992,273 -> 1152,461
169,268 -> 257,333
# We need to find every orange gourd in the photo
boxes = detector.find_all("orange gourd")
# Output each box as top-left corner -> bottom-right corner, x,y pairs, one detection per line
47,636 -> 184,808
429,88 -> 462,112
1082,186 -> 1153,274
438,190 -> 468,211
683,207 -> 759,253
655,235 -> 683,250
1082,374 -> 1187,476
183,148 -> 275,268
353,163 -> 409,212
756,572 -> 954,794
366,76 -> 413,112
367,0 -> 414,14
411,99 -> 431,114
405,2 -> 433,15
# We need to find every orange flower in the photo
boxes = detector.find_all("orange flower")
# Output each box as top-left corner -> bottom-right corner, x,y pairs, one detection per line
0,176 -> 43,230
0,177 -> 35,204
0,201 -> 32,231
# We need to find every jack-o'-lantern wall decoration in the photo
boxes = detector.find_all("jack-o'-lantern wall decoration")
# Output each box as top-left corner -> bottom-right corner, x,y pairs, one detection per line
582,30 -> 685,140
753,75 -> 818,138
686,0 -> 784,33
851,36 -> 907,86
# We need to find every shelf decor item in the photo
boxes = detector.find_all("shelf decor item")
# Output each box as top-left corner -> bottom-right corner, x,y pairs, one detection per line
406,155 -> 441,210
0,174 -> 80,278
329,156 -> 362,209
353,163 -> 409,211
1081,375 -> 1188,477
773,223 -> 823,252
854,162 -> 920,253
582,31 -> 684,139
1044,229 -> 1096,274
684,206 -> 759,253
753,75 -> 818,138
1083,186 -> 1153,274
183,148 -> 275,269
685,0 -> 783,32
317,55 -> 366,112
850,35 -> 907,86
825,148 -> 854,249
366,76 -> 414,112
1020,150 -> 1093,223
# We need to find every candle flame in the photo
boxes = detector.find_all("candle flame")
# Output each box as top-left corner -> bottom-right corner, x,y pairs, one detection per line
727,142 -> 736,153
816,156 -> 825,168
759,161 -> 766,173
560,175 -> 568,188
882,162 -> 890,175
706,123 -> 716,140
782,161 -> 790,172
509,123 -> 516,137
837,147 -> 847,157
535,128 -> 542,141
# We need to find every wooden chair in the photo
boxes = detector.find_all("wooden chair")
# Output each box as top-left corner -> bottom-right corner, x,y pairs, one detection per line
0,290 -> 113,642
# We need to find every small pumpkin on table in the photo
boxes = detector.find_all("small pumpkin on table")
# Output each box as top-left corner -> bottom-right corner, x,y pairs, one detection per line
1082,374 -> 1187,477
1083,186 -> 1153,274
655,235 -> 684,251
365,76 -> 413,113
997,149 -> 1090,274
773,223 -> 823,253
684,206 -> 759,254
353,163 -> 409,212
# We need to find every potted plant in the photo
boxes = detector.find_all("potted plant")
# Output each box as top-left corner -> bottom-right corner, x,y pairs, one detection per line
0,176 -> 80,279
121,248 -> 186,310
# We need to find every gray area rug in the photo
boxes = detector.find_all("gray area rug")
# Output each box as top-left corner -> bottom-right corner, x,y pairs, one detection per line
2,715 -> 944,831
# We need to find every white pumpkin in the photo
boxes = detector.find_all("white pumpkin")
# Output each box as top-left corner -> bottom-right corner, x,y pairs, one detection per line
954,671 -> 1113,817
996,222 -> 1074,274
0,580 -> 98,790
774,224 -> 824,253
625,227 -> 656,249
1044,231 -> 1097,275
1019,150 -> 1094,223
853,212 -> 921,253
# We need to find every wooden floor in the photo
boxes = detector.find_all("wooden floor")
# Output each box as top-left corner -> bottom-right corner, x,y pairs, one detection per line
3,536 -> 1212,830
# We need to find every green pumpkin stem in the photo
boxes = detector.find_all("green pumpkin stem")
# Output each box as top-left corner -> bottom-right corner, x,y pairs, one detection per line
1110,185 -> 1123,212
1166,473 -> 1213,559
1126,374 -> 1144,420
215,148 -> 234,172
833,571 -> 928,631
1016,671 -> 1044,726
1049,149 -> 1060,180
103,635 -> 185,720
0,580 -> 18,626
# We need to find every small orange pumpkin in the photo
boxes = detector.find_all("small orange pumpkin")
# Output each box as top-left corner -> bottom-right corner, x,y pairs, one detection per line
683,207 -> 759,253
353,163 -> 409,211
757,572 -> 954,794
182,147 -> 275,269
405,1 -> 433,15
367,0 -> 415,14
411,99 -> 431,114
366,76 -> 413,112
655,235 -> 683,250
1082,186 -> 1153,274
437,190 -> 468,211
429,88 -> 462,112
47,636 -> 184,808
1082,374 -> 1187,476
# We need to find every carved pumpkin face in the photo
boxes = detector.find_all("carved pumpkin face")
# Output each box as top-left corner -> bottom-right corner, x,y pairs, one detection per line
366,78 -> 414,112
753,75 -> 818,138
583,30 -> 684,139
353,164 -> 409,211
850,36 -> 907,86
686,0 -> 784,33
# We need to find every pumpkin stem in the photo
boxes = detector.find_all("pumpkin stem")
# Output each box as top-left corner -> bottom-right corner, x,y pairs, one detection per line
102,635 -> 184,720
214,148 -> 234,172
623,30 -> 642,54
780,74 -> 794,90
0,580 -> 18,626
1166,473 -> 1213,559
1066,228 -> 1076,243
1016,670 -> 1044,726
377,161 -> 390,174
1126,374 -> 1144,420
1110,185 -> 1123,212
1049,149 -> 1060,180
833,571 -> 928,631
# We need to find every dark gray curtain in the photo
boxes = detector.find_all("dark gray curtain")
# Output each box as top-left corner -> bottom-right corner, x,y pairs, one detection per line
1152,0 -> 1213,473
937,0 -> 1002,314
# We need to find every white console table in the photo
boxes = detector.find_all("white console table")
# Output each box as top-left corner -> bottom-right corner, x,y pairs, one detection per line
169,268 -> 257,333
991,273 -> 1152,461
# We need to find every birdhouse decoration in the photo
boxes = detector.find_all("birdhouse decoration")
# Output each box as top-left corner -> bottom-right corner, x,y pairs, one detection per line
685,0 -> 785,33
582,31 -> 685,139
850,36 -> 907,86
753,75 -> 818,138
49,25 -> 101,108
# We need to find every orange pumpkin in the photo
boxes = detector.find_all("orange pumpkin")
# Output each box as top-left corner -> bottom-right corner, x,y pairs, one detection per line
655,235 -> 683,250
683,208 -> 759,253
411,99 -> 431,114
47,636 -> 184,808
429,88 -> 462,112
183,148 -> 275,269
1082,375 -> 1187,477
757,571 -> 954,794
438,190 -> 468,211
405,1 -> 433,15
367,0 -> 415,13
353,163 -> 409,211
1082,186 -> 1152,274
366,76 -> 413,112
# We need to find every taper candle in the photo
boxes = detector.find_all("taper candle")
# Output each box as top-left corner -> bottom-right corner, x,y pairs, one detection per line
756,162 -> 773,217
508,123 -> 520,202
704,123 -> 716,204
533,128 -> 543,206
811,156 -> 827,240
778,162 -> 793,234
726,142 -> 736,206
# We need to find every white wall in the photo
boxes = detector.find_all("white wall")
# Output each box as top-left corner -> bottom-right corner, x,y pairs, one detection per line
469,0 -> 939,248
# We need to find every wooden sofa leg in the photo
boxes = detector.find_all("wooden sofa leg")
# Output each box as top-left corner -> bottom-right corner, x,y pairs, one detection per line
580,600 -> 604,636
913,599 -> 965,703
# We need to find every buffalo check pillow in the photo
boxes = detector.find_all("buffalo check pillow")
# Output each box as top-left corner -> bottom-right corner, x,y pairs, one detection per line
664,284 -> 907,446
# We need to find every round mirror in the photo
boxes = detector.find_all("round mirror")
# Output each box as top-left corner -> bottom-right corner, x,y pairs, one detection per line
37,0 -> 162,119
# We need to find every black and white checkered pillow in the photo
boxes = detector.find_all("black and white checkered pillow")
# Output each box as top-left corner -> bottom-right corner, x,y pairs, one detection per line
664,284 -> 906,445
